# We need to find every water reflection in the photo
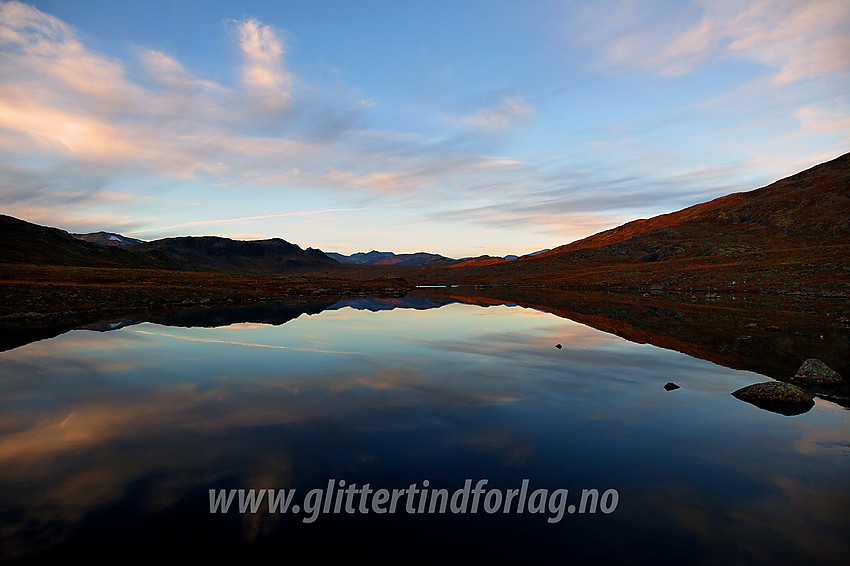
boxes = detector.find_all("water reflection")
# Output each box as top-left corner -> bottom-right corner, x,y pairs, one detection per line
0,298 -> 848,563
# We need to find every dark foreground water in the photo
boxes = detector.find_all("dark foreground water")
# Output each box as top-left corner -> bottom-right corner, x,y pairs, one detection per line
0,298 -> 848,564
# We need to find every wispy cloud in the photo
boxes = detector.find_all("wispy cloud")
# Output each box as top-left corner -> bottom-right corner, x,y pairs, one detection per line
583,0 -> 850,83
138,49 -> 222,93
127,208 -> 363,235
794,104 -> 850,138
458,95 -> 535,132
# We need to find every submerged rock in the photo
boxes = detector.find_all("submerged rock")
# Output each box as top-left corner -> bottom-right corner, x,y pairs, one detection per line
732,381 -> 814,416
664,382 -> 680,391
793,359 -> 843,385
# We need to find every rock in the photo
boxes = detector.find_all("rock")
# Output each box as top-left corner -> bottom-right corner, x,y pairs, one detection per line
793,359 -> 843,385
764,325 -> 781,332
664,382 -> 679,391
555,344 -> 562,349
731,381 -> 814,415
744,323 -> 758,330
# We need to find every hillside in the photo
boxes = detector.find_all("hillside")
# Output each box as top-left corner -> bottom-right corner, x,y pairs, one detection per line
0,214 -> 174,269
409,151 -> 850,297
538,150 -> 849,258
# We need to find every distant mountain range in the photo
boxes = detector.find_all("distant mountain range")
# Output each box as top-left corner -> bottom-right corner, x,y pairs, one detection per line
502,249 -> 550,260
70,233 -> 544,266
326,250 -> 451,266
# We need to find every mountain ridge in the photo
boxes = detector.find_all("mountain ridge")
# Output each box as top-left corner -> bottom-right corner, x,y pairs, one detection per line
408,151 -> 850,297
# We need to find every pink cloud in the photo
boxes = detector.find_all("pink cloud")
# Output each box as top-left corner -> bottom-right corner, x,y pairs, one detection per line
588,0 -> 850,82
234,18 -> 293,111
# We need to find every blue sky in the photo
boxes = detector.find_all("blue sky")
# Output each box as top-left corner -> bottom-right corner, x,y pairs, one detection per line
1,0 -> 848,257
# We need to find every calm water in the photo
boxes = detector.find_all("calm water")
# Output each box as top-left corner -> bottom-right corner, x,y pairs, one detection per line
0,299 -> 848,564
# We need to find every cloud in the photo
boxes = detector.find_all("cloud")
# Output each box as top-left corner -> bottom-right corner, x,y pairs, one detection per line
0,2 -> 513,207
234,18 -> 293,112
584,0 -> 850,83
0,96 -> 139,162
138,49 -> 222,93
794,104 -> 850,137
458,95 -> 535,132
0,1 -> 137,111
0,3 -> 323,182
725,0 -> 850,84
0,161 -> 145,232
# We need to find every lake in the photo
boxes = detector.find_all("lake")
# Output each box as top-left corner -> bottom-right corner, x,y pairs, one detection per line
0,294 -> 848,564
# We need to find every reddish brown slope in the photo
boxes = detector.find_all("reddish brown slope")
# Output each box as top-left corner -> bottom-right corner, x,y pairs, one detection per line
410,151 -> 850,296
539,150 -> 849,257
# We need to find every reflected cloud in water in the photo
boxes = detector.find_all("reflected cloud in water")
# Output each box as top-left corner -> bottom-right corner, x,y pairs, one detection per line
0,299 -> 848,562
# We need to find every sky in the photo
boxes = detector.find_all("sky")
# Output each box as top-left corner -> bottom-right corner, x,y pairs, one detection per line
0,0 -> 848,257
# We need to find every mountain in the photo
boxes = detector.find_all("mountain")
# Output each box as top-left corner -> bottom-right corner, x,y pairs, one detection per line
73,231 -> 144,247
0,214 -> 173,268
326,251 -> 393,264
327,250 -> 451,266
411,151 -> 850,297
0,215 -> 336,274
130,236 -> 337,273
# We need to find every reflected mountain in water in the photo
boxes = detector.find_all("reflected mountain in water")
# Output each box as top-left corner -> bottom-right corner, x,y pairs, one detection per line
81,300 -> 339,331
74,296 -> 449,333
327,296 -> 447,312
5,289 -> 849,412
